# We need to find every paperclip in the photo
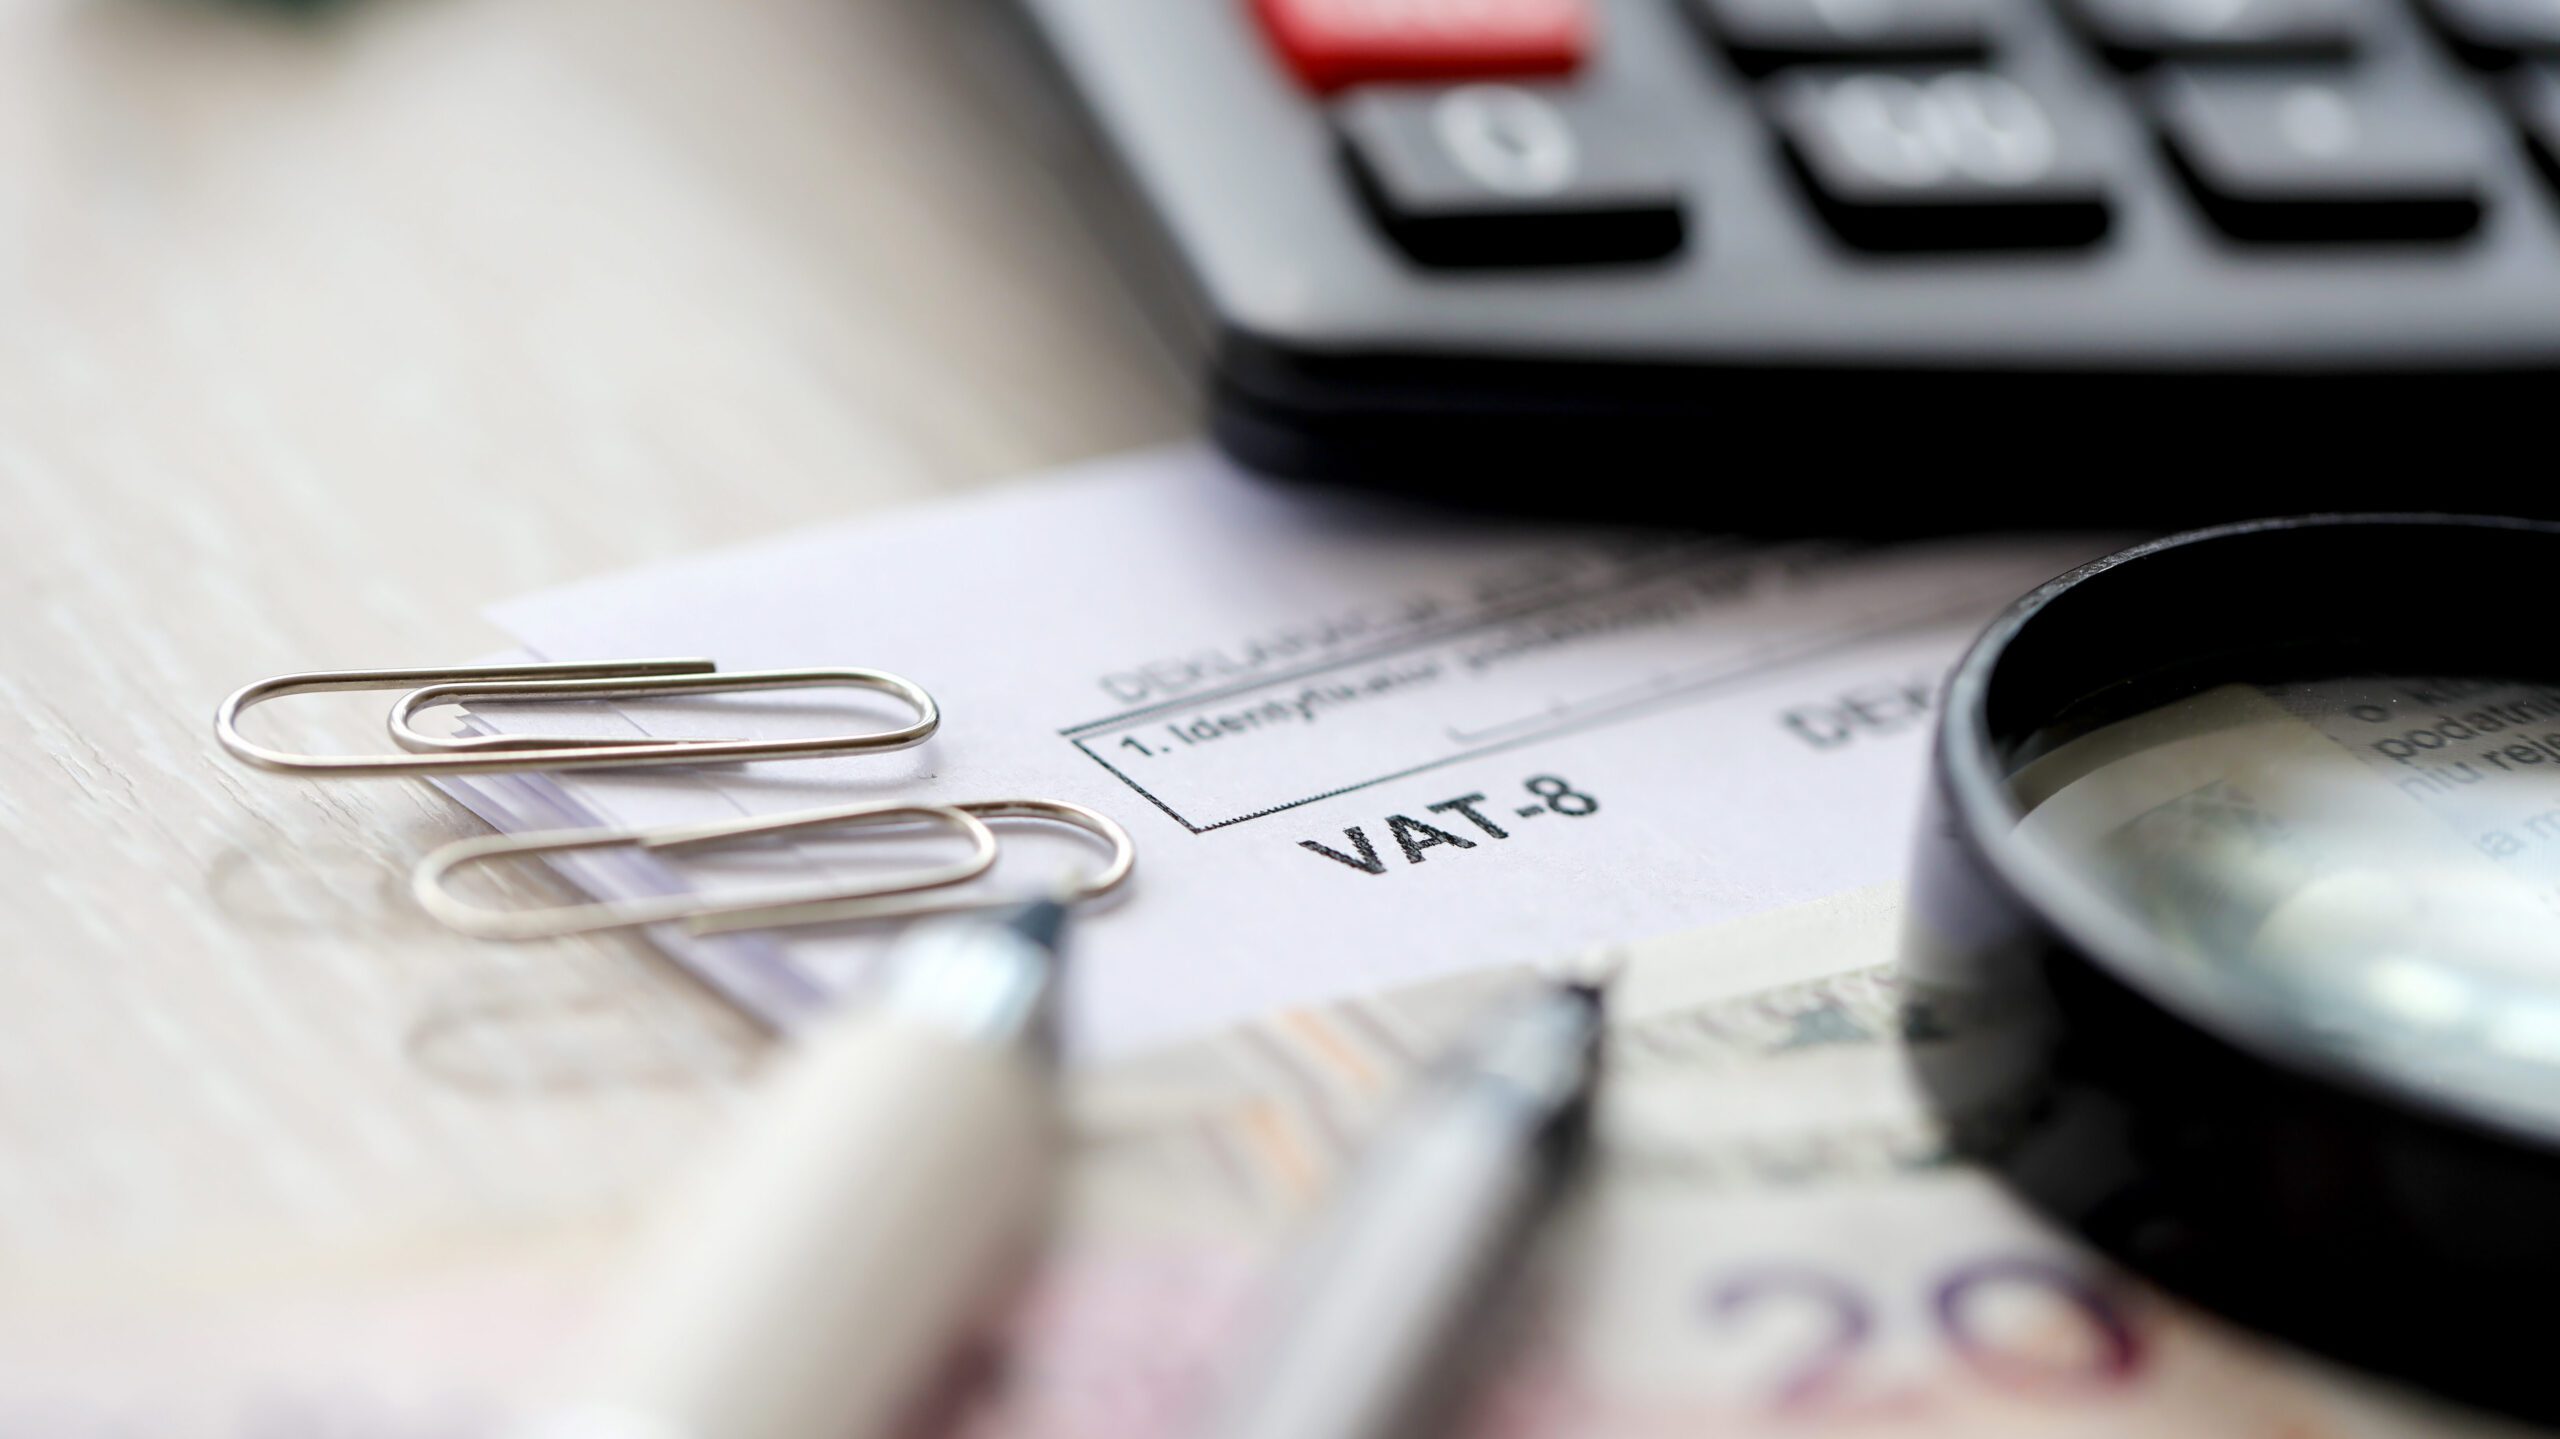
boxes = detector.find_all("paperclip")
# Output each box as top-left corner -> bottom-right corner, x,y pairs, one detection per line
411,801 -> 1000,940
683,798 -> 1136,934
216,660 -> 939,777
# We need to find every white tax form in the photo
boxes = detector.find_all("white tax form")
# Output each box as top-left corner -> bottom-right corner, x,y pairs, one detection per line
454,445 -> 2102,1056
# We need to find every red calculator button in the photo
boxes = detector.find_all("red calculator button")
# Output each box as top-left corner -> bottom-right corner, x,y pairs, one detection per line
1251,0 -> 1591,94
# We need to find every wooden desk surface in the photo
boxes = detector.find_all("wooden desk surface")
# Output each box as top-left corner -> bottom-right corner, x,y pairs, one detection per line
0,0 -> 1183,1286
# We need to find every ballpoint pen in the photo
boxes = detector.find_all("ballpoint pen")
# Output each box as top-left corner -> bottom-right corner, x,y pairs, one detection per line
509,899 -> 1071,1439
1197,975 -> 1607,1439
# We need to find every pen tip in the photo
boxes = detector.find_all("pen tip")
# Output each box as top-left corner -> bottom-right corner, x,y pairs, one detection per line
1005,895 -> 1070,955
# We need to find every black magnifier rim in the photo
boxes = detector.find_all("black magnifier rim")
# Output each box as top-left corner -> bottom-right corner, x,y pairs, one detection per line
1941,511 -> 2560,1146
1912,511 -> 2560,1423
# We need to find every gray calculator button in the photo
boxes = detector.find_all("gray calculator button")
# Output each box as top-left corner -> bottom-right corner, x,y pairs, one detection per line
1688,0 -> 1991,73
2067,0 -> 2361,63
1774,70 -> 2112,248
2156,70 -> 2487,240
1335,84 -> 1687,266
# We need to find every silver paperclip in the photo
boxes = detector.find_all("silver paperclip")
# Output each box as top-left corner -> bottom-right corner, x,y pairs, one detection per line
684,798 -> 1136,934
411,801 -> 1001,940
216,660 -> 939,778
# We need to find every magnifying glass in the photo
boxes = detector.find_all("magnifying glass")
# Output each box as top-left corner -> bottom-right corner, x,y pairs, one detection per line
1905,513 -> 2560,1421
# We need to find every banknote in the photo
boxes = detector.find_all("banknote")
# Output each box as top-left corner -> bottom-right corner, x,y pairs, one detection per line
954,885 -> 2534,1439
0,887 -> 2535,1439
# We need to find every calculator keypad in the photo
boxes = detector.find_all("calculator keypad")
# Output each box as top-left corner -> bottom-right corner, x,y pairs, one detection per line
2155,71 -> 2488,240
1772,71 -> 2113,248
1260,0 -> 2535,260
1335,84 -> 1688,264
1688,0 -> 1992,74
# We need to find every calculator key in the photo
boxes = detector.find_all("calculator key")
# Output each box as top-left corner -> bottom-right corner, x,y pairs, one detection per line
2155,72 -> 2487,240
1252,0 -> 1589,93
2516,66 -> 2560,187
2064,0 -> 2360,65
2414,0 -> 2560,66
1772,71 -> 2113,248
1335,84 -> 1686,265
1685,0 -> 1989,75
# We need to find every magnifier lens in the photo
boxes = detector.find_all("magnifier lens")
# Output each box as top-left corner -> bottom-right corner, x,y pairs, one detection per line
2012,674 -> 2560,1129
1909,518 -> 2560,1423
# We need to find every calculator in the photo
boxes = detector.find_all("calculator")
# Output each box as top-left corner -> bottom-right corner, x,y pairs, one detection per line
996,0 -> 2560,523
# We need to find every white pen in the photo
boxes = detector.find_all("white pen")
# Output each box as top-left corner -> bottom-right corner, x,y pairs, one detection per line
510,900 -> 1071,1439
1197,976 -> 1606,1439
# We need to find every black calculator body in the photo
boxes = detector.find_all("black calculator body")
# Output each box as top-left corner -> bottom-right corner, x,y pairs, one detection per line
998,0 -> 2560,525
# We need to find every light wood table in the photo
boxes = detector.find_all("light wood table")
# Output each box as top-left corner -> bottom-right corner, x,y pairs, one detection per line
0,0 -> 1184,1300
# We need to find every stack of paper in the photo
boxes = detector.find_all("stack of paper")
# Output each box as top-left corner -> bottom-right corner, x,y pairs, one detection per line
440,443 -> 2101,1056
